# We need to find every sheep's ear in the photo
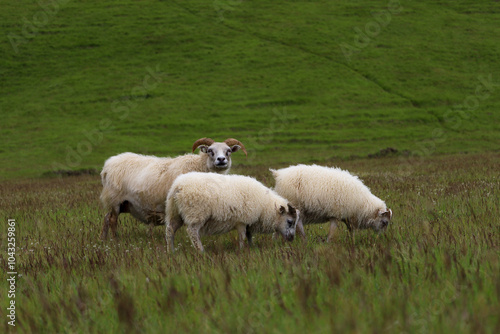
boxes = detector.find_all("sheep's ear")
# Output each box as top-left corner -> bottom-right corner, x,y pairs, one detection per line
381,209 -> 392,219
199,145 -> 208,153
269,168 -> 277,177
279,205 -> 286,214
230,145 -> 241,153
224,138 -> 247,156
287,203 -> 296,216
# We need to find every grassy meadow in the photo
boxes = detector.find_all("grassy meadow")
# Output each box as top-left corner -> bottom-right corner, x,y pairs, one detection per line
1,0 -> 500,333
1,153 -> 499,333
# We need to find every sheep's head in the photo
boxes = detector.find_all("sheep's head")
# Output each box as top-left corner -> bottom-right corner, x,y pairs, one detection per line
368,208 -> 393,232
275,203 -> 299,242
192,138 -> 247,172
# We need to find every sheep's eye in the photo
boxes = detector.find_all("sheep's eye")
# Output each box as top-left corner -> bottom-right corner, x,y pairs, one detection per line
226,150 -> 231,156
207,149 -> 213,155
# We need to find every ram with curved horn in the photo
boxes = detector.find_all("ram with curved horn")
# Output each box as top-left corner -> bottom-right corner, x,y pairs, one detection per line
100,137 -> 246,238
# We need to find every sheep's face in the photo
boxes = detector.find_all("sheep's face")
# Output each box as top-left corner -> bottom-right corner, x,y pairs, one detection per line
275,204 -> 299,242
200,143 -> 242,171
368,208 -> 392,232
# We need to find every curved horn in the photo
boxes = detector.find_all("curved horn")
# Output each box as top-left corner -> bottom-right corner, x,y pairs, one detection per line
192,137 -> 215,152
224,138 -> 247,156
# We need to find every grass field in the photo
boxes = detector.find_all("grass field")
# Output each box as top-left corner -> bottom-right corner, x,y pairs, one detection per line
1,0 -> 500,180
1,0 -> 500,333
1,153 -> 499,333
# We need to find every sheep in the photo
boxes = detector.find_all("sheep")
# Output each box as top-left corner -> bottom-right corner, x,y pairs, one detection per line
165,172 -> 299,252
99,138 -> 247,239
271,164 -> 392,242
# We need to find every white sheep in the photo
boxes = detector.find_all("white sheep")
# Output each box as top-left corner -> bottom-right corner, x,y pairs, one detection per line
165,172 -> 299,252
271,164 -> 392,241
99,138 -> 247,238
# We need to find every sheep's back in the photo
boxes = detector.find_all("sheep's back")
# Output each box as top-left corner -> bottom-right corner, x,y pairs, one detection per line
171,173 -> 273,225
274,164 -> 376,218
102,152 -> 174,194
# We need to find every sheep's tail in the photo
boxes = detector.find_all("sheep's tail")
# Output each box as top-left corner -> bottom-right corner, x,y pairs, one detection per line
165,188 -> 180,224
100,181 -> 117,210
269,168 -> 278,177
100,170 -> 107,186
99,170 -> 120,210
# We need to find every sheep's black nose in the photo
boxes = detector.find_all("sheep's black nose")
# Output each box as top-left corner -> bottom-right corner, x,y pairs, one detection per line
217,157 -> 225,162
381,220 -> 389,228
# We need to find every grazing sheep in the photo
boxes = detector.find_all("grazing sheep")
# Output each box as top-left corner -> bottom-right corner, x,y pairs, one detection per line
165,172 -> 299,252
271,164 -> 392,241
100,138 -> 247,239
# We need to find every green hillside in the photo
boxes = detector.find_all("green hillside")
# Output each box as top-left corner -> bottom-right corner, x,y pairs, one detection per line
1,0 -> 499,179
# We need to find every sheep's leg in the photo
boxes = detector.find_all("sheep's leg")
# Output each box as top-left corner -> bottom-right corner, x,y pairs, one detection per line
296,216 -> 306,240
326,220 -> 338,243
101,209 -> 119,239
342,219 -> 356,244
186,226 -> 204,252
349,230 -> 356,245
149,224 -> 154,240
236,224 -> 247,249
165,217 -> 183,253
345,220 -> 353,232
245,226 -> 253,247
101,212 -> 111,239
109,209 -> 119,238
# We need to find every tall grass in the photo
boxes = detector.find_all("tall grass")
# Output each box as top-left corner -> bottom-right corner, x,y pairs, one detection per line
1,153 -> 499,333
